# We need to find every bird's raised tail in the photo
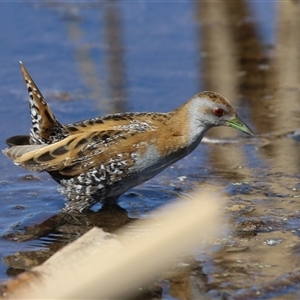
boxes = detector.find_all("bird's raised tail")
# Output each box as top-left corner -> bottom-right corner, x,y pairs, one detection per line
19,62 -> 68,145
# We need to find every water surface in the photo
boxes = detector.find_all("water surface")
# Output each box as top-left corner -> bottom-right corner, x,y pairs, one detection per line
0,1 -> 300,299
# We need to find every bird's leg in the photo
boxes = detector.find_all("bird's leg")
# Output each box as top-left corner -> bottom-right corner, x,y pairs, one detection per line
101,196 -> 124,211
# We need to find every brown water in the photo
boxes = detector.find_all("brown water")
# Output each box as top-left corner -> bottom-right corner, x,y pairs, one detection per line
0,1 -> 300,299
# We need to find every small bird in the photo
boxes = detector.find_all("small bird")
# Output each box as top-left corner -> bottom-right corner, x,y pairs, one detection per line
3,62 -> 253,212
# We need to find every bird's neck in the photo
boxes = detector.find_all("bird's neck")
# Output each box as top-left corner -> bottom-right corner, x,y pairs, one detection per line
167,100 -> 210,148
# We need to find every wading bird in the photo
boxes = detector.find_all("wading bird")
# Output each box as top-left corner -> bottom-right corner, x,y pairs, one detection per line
3,63 -> 253,212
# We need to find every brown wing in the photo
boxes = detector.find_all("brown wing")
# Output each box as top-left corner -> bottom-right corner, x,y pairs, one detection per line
64,112 -> 160,135
3,129 -> 141,176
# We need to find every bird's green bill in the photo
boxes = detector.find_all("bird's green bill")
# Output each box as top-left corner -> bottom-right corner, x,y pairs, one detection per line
227,115 -> 253,136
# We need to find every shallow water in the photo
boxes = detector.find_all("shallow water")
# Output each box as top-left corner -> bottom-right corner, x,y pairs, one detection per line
0,1 -> 300,299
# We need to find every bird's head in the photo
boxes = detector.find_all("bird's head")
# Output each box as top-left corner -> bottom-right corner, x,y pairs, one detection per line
188,91 -> 253,136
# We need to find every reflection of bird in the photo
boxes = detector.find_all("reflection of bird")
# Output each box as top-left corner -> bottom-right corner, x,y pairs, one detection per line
3,62 -> 253,212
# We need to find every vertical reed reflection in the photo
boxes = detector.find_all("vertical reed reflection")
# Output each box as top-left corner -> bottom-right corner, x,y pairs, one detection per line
196,1 -> 254,178
196,1 -> 238,106
65,5 -> 107,112
196,0 -> 300,175
104,0 -> 127,113
65,2 -> 127,114
226,0 -> 273,133
225,1 -> 300,173
272,1 -> 300,172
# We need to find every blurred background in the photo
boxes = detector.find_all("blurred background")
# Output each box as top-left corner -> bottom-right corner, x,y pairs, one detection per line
0,1 -> 300,299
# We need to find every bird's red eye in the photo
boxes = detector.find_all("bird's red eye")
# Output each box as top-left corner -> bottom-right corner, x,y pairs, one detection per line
213,107 -> 224,117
